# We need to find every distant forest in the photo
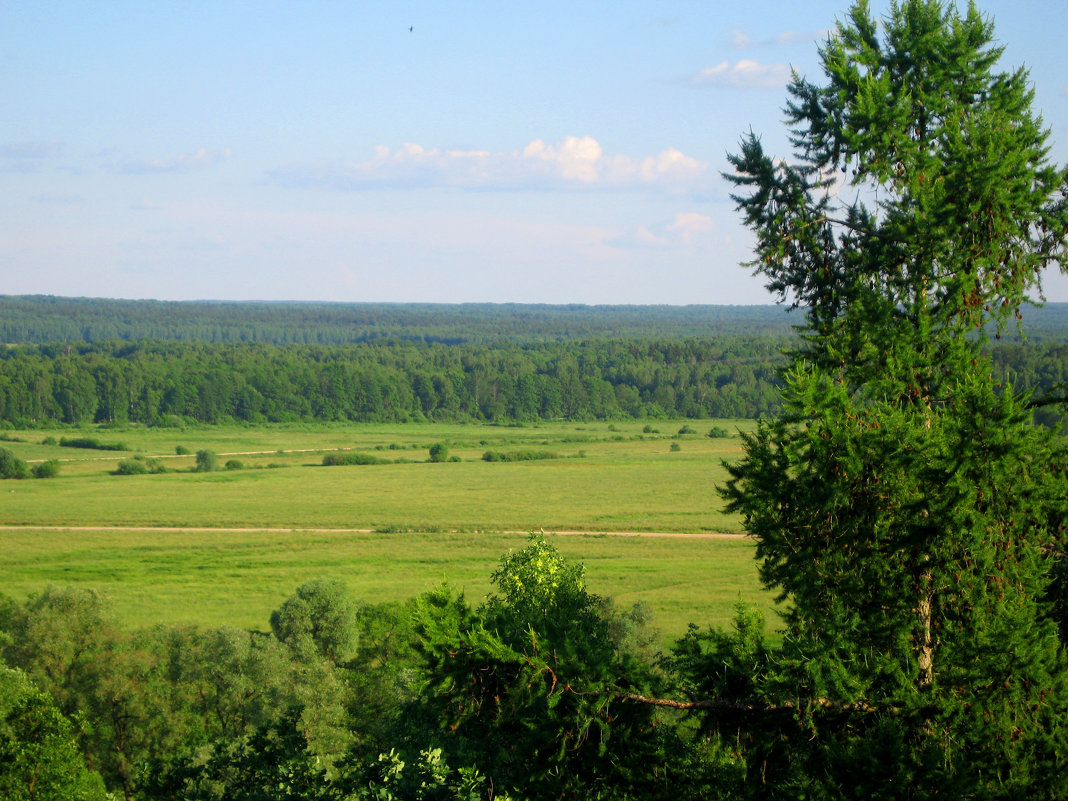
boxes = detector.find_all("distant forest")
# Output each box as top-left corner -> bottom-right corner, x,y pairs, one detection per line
0,296 -> 1065,427
0,295 -> 802,345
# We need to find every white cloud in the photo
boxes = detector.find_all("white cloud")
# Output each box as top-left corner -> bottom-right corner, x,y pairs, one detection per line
609,212 -> 717,250
693,60 -> 792,89
272,136 -> 709,192
116,147 -> 233,174
523,136 -> 603,183
667,212 -> 715,242
634,225 -> 669,246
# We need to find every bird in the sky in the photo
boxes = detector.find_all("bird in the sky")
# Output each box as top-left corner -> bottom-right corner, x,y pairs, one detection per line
409,26 -> 413,32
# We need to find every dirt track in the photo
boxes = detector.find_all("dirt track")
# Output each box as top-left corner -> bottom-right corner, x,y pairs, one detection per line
0,525 -> 746,539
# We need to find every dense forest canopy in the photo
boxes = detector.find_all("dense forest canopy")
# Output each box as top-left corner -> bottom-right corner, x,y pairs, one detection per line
2,294 -> 1067,345
0,337 -> 787,425
0,297 -> 1064,428
0,296 -> 803,345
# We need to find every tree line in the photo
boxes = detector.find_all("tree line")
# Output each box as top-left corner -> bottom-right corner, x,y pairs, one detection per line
0,338 -> 787,426
2,295 -> 1065,347
0,296 -> 801,346
1,336 -> 1064,429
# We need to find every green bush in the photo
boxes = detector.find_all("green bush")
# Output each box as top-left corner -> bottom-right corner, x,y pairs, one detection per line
428,442 -> 449,462
670,442 -> 681,452
321,452 -> 389,466
706,426 -> 730,439
224,459 -> 244,470
194,450 -> 219,472
59,437 -> 127,451
175,445 -> 190,455
0,448 -> 29,479
31,460 -> 60,479
115,459 -> 148,475
482,450 -> 560,462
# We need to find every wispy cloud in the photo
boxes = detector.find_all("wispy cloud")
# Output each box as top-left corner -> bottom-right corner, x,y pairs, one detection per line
731,28 -> 827,49
0,140 -> 63,173
1,140 -> 63,159
271,136 -> 709,192
692,60 -> 792,89
609,212 -> 716,250
114,147 -> 233,174
32,192 -> 83,205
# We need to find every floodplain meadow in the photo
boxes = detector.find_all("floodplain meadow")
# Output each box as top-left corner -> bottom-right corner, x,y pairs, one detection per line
0,419 -> 779,644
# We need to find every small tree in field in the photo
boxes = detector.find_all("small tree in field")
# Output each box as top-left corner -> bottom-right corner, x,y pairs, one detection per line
194,449 -> 219,472
427,442 -> 449,463
714,1 -> 1068,796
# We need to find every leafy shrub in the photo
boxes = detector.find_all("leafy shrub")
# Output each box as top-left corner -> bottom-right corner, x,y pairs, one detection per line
59,437 -> 127,451
175,445 -> 190,455
0,448 -> 29,479
224,459 -> 244,470
115,456 -> 167,475
321,452 -> 389,466
670,442 -> 681,452
706,426 -> 730,438
428,442 -> 449,462
482,450 -> 560,462
41,436 -> 58,446
678,424 -> 697,435
115,459 -> 148,475
31,460 -> 60,478
642,424 -> 659,434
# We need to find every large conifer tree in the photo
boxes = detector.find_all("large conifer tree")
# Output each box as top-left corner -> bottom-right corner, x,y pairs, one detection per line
720,1 -> 1068,796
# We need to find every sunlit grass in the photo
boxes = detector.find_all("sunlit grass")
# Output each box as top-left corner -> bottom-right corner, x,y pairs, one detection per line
0,419 -> 779,645
0,420 -> 752,532
0,528 -> 776,646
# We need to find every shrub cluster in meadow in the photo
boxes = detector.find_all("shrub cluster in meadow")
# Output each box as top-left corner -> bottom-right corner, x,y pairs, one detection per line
321,452 -> 391,466
0,447 -> 60,479
480,449 -> 560,462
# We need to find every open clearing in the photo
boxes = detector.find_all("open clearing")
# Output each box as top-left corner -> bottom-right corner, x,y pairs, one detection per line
0,419 -> 779,643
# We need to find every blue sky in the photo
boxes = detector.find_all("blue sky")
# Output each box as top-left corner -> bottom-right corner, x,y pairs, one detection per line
3,1 -> 1066,305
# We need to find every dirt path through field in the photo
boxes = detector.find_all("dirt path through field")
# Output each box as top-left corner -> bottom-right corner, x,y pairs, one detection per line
0,525 -> 746,539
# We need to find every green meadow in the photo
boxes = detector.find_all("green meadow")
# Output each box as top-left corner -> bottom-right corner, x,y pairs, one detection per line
0,419 -> 779,643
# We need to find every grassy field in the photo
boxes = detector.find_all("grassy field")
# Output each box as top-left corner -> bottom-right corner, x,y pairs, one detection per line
0,419 -> 780,644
